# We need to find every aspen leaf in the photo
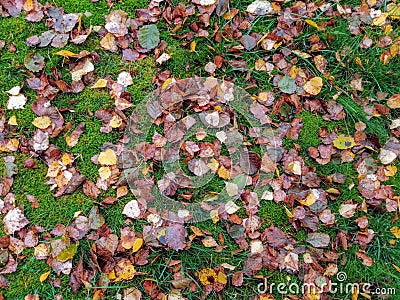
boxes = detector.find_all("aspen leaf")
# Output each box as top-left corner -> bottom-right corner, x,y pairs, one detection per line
32,116 -> 52,129
303,77 -> 323,95
333,135 -> 356,150
98,148 -> 117,165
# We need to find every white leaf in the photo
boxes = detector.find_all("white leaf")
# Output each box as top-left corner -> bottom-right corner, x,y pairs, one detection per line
123,200 -> 141,219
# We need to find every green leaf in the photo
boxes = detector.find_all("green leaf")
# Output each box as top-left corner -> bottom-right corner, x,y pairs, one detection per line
57,243 -> 78,262
138,24 -> 160,50
278,75 -> 297,94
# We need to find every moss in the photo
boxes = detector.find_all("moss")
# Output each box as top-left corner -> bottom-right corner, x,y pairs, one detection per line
258,200 -> 289,231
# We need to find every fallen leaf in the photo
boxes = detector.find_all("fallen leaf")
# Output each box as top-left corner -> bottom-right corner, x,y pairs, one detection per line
39,271 -> 51,283
131,238 -> 143,253
387,94 -> 400,109
303,77 -> 323,95
57,244 -> 78,262
98,149 -> 117,165
3,208 -> 29,234
390,226 -> 400,238
339,203 -> 358,218
278,75 -> 296,94
333,135 -> 356,150
91,78 -> 108,89
138,24 -> 160,50
247,0 -> 272,15
117,71 -> 133,87
123,200 -> 141,219
32,116 -> 52,129
24,52 -> 45,72
71,59 -> 94,82
165,224 -> 186,251
307,232 -> 330,248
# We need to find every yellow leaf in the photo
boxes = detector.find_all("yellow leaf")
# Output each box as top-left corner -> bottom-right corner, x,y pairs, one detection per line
66,135 -> 79,147
99,166 -> 111,180
32,116 -> 52,129
161,77 -> 172,90
98,148 -> 117,165
288,161 -> 302,175
198,268 -> 217,285
54,50 -> 79,58
217,165 -> 230,179
305,19 -> 320,30
372,13 -> 388,26
390,226 -> 400,238
392,263 -> 400,273
91,78 -> 108,89
189,40 -> 196,52
46,161 -> 62,178
333,134 -> 356,150
293,50 -> 312,59
92,290 -> 103,300
217,271 -> 227,284
190,226 -> 204,236
299,192 -> 316,207
388,3 -> 400,19
23,0 -> 34,11
289,65 -> 300,78
39,271 -> 51,283
210,209 -> 219,223
303,77 -> 323,95
284,205 -> 293,218
100,33 -> 118,52
115,263 -> 136,281
8,116 -> 17,126
132,238 -> 143,253
57,243 -> 78,262
109,115 -> 123,128
384,165 -> 397,177
352,287 -> 359,300
61,153 -> 73,166
108,270 -> 116,280
207,158 -> 219,171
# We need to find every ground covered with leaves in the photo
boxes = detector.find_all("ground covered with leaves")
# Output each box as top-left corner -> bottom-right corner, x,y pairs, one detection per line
0,0 -> 400,299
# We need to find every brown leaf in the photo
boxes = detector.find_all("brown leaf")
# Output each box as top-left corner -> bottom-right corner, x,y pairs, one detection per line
231,271 -> 243,287
83,181 -> 101,199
